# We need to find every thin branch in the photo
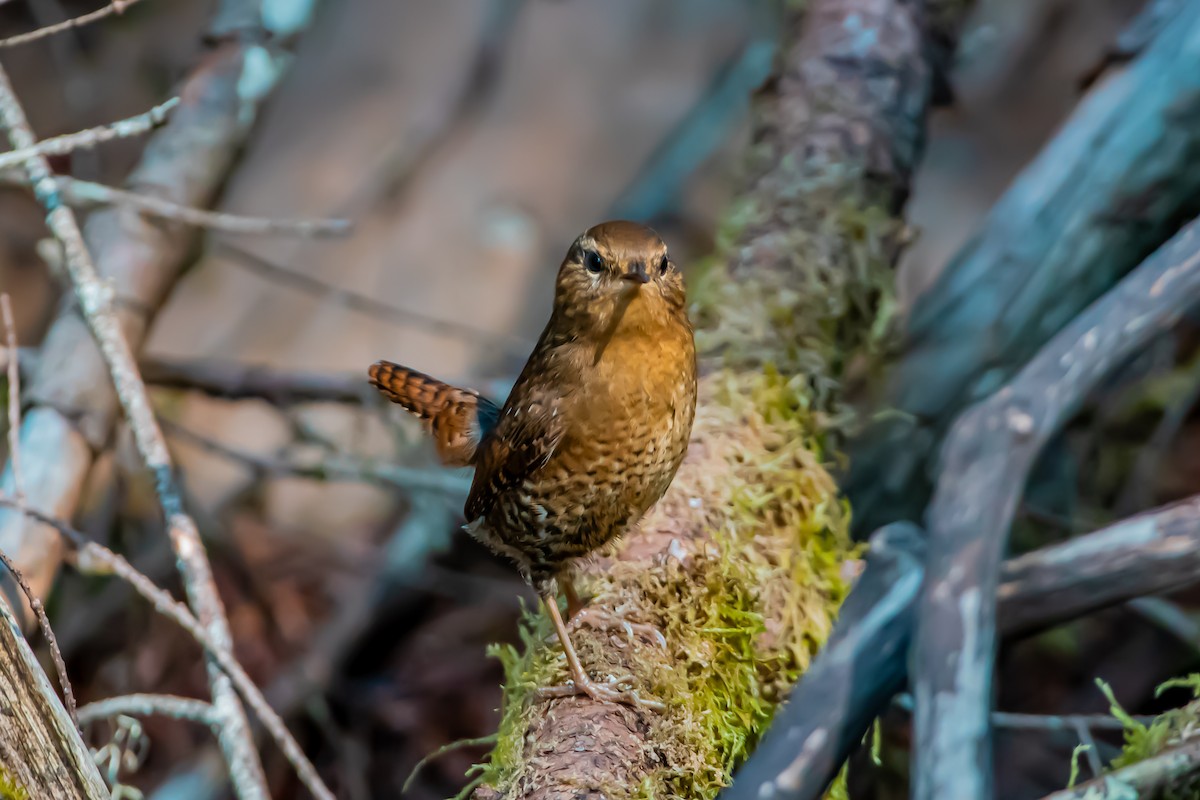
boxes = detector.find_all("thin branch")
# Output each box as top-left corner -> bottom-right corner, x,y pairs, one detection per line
1116,351 -> 1200,514
0,98 -> 178,172
1071,718 -> 1103,779
0,171 -> 353,237
212,239 -> 533,357
912,216 -> 1200,800
0,496 -> 334,800
160,416 -> 473,497
1,294 -> 21,502
0,539 -> 76,727
69,539 -> 334,800
0,61 -> 271,800
997,495 -> 1200,637
140,355 -> 514,409
78,694 -> 217,728
0,0 -> 145,48
891,694 -> 1151,732
142,357 -> 371,404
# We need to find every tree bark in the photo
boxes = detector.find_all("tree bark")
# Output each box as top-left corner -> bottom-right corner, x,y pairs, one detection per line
0,593 -> 108,800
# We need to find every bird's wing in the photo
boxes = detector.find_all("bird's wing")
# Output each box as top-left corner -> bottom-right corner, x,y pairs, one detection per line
368,360 -> 501,467
465,386 -> 565,522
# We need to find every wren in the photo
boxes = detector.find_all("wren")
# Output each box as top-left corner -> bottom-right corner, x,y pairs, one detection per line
369,220 -> 697,708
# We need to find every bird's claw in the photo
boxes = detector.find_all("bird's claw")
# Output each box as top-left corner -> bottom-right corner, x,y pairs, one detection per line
568,606 -> 667,648
536,675 -> 666,712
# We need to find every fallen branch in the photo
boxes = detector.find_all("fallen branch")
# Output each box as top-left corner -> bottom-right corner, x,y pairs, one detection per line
726,494 -> 1200,800
912,215 -> 1200,799
845,0 -> 1200,534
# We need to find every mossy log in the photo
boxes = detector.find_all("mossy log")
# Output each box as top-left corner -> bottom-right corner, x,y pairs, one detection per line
471,2 -> 938,798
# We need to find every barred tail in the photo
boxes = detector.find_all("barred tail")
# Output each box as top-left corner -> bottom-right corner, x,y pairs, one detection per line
368,360 -> 499,467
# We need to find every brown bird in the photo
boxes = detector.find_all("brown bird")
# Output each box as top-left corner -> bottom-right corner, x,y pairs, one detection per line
369,220 -> 697,708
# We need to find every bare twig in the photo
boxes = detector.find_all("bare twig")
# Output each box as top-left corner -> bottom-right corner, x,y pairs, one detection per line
912,217 -> 1200,800
142,357 -> 371,404
213,240 -> 532,356
0,0 -> 145,48
0,61 -> 271,800
0,541 -> 76,727
0,171 -> 353,237
0,98 -> 178,172
1116,352 -> 1200,514
0,0 -> 325,659
1,294 -> 21,502
69,539 -> 334,800
140,355 -> 514,409
892,693 -> 1151,732
161,416 -> 473,497
0,495 -> 334,800
78,694 -> 217,728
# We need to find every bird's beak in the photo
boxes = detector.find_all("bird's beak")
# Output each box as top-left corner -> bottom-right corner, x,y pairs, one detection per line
621,262 -> 650,286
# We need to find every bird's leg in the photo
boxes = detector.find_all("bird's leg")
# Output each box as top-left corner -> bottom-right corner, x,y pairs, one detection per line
536,593 -> 665,711
562,576 -> 585,621
560,576 -> 666,648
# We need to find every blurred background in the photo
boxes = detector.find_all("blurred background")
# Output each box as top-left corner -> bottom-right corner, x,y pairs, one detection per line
2,0 -> 1185,798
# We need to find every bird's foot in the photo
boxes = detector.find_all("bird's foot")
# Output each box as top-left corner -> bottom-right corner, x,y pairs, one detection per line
536,674 -> 666,711
568,606 -> 667,648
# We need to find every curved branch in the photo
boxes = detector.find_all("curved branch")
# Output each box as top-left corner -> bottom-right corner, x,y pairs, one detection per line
726,494 -> 1200,800
912,216 -> 1200,799
845,0 -> 1200,534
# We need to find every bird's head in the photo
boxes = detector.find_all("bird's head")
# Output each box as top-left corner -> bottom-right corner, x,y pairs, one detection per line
551,220 -> 688,337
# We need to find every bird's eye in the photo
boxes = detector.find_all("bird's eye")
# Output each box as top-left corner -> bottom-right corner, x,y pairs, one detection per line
659,255 -> 670,274
584,251 -> 604,274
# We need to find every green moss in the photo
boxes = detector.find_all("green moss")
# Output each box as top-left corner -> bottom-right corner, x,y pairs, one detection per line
0,769 -> 28,800
690,187 -> 900,421
1100,675 -> 1200,771
471,366 -> 857,799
